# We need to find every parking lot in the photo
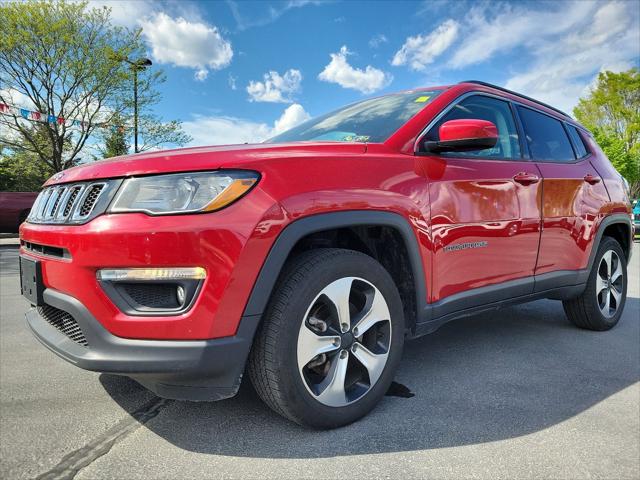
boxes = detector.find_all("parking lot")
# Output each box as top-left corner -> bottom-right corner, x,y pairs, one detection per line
1,243 -> 638,479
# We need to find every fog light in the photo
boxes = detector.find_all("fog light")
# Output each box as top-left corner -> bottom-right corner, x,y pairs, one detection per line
96,267 -> 206,281
176,285 -> 186,306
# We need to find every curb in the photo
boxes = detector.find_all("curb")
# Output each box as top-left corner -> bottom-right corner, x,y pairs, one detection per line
0,239 -> 20,247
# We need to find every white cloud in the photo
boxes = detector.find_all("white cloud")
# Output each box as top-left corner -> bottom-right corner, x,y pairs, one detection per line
391,20 -> 459,71
88,0 -> 156,28
139,12 -> 233,81
246,69 -> 302,103
183,103 -> 311,146
0,88 -> 34,109
318,46 -> 392,94
447,2 -> 595,69
227,0 -> 327,31
369,34 -> 388,49
273,103 -> 311,134
503,1 -> 640,113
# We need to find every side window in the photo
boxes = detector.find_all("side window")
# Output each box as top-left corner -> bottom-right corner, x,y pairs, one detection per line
424,95 -> 521,159
566,125 -> 589,158
517,107 -> 576,162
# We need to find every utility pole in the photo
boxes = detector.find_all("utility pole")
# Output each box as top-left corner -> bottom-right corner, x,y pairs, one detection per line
115,56 -> 152,153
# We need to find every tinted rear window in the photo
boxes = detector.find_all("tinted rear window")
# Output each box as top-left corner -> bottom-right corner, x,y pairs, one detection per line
518,107 -> 575,162
566,125 -> 589,158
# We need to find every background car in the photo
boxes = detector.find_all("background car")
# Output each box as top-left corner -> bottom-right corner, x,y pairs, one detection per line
0,192 -> 38,233
633,199 -> 640,237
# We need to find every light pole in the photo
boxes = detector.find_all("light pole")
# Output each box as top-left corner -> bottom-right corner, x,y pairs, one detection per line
117,57 -> 152,153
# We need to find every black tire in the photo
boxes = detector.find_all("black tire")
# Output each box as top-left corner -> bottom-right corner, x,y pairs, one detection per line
248,248 -> 405,429
563,237 -> 627,331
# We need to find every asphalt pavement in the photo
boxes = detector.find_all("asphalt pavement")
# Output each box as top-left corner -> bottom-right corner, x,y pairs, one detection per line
1,243 -> 638,479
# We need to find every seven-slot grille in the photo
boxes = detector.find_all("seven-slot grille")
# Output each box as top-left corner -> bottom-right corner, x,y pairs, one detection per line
37,304 -> 88,347
28,182 -> 107,224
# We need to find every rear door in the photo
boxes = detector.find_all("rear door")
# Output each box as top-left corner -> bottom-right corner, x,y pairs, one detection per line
420,94 -> 543,307
516,107 -> 610,286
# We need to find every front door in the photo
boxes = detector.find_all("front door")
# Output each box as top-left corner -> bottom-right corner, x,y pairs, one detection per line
419,94 -> 542,309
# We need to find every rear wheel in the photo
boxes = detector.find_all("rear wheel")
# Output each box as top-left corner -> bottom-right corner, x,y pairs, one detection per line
248,248 -> 404,429
563,237 -> 627,331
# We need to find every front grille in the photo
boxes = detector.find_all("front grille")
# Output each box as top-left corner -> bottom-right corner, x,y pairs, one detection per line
48,187 -> 65,218
37,304 -> 88,346
27,180 -> 118,225
63,186 -> 82,216
121,283 -> 180,309
79,184 -> 104,216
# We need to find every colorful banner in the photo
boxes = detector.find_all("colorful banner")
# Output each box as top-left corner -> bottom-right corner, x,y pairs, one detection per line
0,101 -> 108,129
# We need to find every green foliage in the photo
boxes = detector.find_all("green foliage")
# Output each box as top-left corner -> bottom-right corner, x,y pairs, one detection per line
98,114 -> 129,158
137,116 -> 192,152
0,149 -> 54,191
119,64 -> 192,152
592,131 -> 639,195
0,0 -> 190,178
0,0 -> 142,171
574,69 -> 640,196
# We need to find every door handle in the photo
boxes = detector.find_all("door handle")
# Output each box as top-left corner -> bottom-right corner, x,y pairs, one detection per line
513,172 -> 540,185
584,174 -> 601,185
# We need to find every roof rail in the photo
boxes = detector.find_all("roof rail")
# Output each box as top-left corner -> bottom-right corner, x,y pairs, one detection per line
459,80 -> 571,118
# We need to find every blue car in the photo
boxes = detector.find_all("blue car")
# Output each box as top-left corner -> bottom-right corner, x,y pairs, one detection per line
633,199 -> 640,236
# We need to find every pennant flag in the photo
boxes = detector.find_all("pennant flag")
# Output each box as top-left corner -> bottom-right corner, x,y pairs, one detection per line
0,101 -> 112,131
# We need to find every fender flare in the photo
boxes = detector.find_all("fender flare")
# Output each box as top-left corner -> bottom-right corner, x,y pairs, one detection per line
242,210 -> 428,324
584,213 -> 633,276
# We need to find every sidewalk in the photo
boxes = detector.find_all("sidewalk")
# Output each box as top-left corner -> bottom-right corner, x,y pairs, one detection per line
0,234 -> 19,246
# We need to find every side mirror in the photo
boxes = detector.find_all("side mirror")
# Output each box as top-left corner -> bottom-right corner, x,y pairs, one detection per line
424,119 -> 498,153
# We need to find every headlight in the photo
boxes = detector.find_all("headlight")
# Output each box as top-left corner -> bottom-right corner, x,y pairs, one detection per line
109,171 -> 259,215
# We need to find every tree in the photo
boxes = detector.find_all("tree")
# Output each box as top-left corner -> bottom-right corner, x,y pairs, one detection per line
0,0 -> 191,175
118,66 -> 191,153
98,114 -> 129,158
574,69 -> 640,196
0,0 -> 139,171
0,148 -> 54,192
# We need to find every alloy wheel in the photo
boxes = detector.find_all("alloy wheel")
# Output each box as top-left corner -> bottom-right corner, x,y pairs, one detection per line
596,250 -> 624,318
296,277 -> 392,407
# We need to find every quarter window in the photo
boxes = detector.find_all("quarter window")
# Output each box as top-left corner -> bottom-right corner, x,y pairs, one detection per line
517,107 -> 576,162
423,95 -> 521,159
566,125 -> 589,158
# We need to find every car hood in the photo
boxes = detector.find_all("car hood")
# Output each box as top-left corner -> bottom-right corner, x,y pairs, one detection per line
44,142 -> 367,186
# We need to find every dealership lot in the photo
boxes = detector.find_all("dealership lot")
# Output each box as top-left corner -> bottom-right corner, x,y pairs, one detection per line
1,244 -> 638,479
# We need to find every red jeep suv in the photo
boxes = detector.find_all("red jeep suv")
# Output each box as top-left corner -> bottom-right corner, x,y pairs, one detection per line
20,81 -> 633,428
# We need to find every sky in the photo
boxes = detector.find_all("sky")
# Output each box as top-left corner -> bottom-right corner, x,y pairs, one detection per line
89,0 -> 640,147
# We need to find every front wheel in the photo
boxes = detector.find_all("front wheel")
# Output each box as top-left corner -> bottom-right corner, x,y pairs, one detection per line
563,237 -> 628,331
248,248 -> 405,429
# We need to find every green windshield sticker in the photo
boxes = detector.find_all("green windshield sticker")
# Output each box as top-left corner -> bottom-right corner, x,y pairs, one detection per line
415,95 -> 431,103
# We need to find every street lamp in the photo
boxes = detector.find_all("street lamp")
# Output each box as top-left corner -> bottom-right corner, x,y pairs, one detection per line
118,57 -> 152,153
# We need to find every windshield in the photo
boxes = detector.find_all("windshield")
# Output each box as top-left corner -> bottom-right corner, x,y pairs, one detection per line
268,90 -> 442,144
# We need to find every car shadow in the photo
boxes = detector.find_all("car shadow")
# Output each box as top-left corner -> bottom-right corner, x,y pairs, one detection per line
100,296 -> 639,458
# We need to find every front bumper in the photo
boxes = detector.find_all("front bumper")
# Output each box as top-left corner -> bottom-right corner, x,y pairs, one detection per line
27,288 -> 261,401
19,187 -> 279,340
